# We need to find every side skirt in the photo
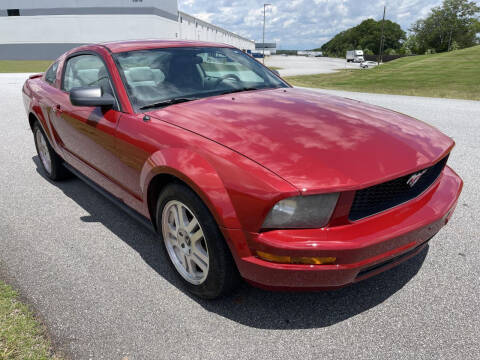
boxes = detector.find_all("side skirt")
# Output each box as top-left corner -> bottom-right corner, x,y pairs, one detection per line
63,163 -> 156,234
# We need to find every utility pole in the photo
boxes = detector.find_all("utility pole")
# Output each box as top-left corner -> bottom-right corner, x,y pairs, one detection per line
262,3 -> 271,64
378,5 -> 386,64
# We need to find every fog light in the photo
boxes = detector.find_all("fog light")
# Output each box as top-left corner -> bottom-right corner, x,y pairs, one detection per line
256,251 -> 336,265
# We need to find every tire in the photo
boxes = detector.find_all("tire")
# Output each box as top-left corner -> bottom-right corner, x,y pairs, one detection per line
156,183 -> 240,299
33,122 -> 71,181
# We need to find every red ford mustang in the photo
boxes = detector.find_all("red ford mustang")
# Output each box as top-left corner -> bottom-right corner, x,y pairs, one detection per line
23,40 -> 462,298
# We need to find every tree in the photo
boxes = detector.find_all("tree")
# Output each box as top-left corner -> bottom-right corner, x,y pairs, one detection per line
398,35 -> 418,55
410,0 -> 480,53
319,19 -> 406,57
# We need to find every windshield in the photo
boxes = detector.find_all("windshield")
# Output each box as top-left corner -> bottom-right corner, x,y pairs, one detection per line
114,47 -> 289,111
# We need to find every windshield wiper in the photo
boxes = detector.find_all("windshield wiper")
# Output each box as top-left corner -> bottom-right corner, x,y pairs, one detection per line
139,97 -> 198,110
218,87 -> 263,96
139,88 -> 264,110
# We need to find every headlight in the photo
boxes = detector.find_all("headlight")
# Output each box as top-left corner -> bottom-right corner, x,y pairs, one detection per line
262,193 -> 339,229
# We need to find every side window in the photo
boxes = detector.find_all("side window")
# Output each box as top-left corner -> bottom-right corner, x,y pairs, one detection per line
62,54 -> 112,94
199,51 -> 264,83
45,62 -> 58,85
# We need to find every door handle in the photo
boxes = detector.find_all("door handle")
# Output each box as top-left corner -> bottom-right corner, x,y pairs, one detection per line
52,104 -> 61,113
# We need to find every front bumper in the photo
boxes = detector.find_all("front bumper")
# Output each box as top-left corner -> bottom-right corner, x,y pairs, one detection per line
224,166 -> 463,290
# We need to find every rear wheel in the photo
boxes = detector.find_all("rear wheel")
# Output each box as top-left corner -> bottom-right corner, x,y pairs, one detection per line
156,183 -> 240,299
33,122 -> 70,181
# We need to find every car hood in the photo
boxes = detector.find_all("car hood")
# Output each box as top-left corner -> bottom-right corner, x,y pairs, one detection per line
148,88 -> 453,192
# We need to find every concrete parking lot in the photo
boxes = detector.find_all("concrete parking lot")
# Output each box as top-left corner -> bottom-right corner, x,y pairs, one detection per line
1,73 -> 479,359
265,55 -> 360,76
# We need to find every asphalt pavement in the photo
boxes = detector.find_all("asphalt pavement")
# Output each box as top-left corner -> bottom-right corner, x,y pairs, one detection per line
1,73 -> 479,359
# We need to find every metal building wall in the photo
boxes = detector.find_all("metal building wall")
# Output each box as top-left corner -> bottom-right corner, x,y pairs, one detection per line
178,12 -> 254,51
0,1 -> 254,60
0,0 -> 178,15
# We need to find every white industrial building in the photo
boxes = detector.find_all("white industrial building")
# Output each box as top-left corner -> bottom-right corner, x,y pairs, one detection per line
0,0 -> 255,60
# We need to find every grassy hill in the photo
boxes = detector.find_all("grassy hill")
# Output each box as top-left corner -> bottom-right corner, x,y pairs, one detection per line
286,46 -> 480,100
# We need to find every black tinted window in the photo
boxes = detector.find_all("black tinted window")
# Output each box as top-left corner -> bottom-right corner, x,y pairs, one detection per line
45,62 -> 58,85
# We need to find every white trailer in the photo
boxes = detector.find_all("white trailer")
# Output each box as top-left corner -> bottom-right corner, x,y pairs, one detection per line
346,50 -> 364,63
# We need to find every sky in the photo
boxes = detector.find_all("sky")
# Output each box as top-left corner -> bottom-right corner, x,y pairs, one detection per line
178,0 -> 446,49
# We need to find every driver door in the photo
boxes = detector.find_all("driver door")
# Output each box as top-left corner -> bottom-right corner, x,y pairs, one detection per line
50,53 -> 122,182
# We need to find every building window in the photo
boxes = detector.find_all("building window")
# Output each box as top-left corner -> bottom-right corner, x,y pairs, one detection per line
7,9 -> 20,16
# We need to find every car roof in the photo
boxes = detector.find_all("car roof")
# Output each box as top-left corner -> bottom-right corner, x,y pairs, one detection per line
99,39 -> 234,53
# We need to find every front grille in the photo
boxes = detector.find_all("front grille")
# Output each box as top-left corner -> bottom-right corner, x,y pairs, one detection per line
349,156 -> 448,221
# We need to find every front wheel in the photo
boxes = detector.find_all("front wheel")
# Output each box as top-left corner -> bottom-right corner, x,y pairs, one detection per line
156,183 -> 240,299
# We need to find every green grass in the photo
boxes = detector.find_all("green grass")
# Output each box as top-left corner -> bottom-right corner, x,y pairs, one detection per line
0,61 -> 52,73
0,282 -> 59,359
268,66 -> 283,71
286,46 -> 480,101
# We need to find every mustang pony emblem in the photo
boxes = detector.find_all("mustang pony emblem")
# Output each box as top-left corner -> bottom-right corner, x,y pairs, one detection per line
407,169 -> 428,187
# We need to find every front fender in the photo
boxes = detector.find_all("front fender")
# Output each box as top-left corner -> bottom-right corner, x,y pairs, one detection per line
140,148 -> 241,230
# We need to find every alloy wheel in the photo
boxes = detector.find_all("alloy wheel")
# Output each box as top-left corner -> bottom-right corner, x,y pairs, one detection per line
161,200 -> 209,285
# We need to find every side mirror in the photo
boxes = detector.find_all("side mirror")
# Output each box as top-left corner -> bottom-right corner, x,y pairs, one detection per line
70,87 -> 115,108
271,69 -> 280,76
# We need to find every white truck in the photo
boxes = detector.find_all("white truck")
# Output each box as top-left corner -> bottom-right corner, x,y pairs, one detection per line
346,50 -> 364,63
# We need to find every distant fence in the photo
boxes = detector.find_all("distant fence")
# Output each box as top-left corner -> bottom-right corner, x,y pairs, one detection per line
364,54 -> 412,63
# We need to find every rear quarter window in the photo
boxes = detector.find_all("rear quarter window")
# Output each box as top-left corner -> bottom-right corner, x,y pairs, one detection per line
45,62 -> 59,85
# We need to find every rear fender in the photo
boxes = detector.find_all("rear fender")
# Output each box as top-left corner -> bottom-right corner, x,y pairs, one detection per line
29,102 -> 62,152
24,77 -> 50,138
26,83 -> 63,152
